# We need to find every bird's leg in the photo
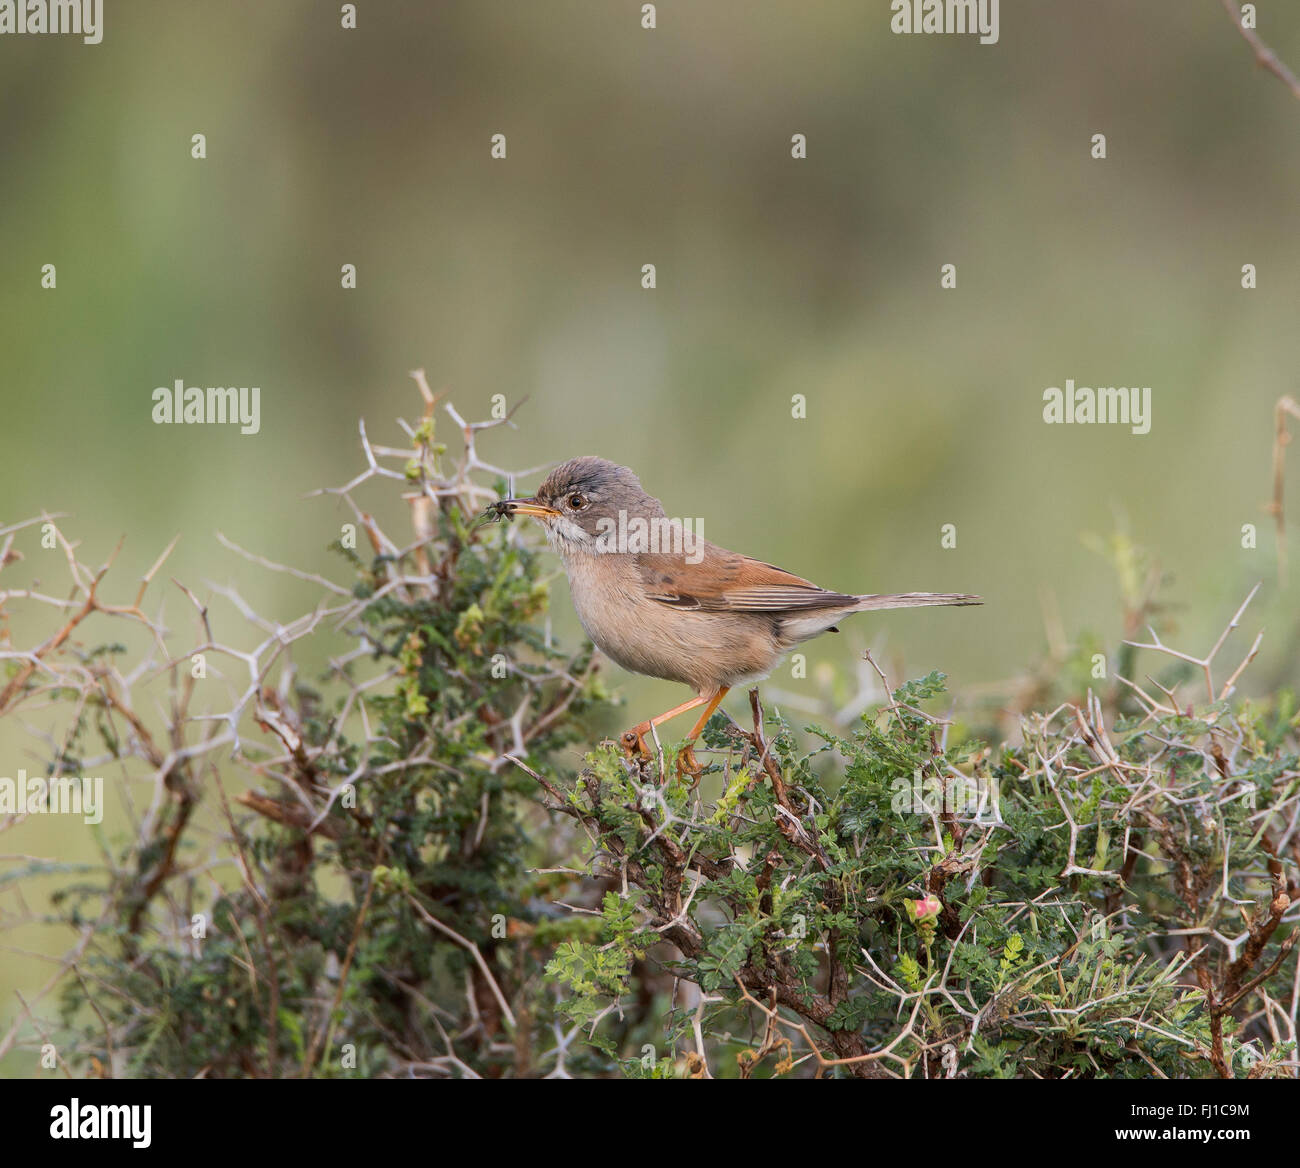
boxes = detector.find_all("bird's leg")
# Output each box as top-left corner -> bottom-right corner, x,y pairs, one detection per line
674,687 -> 730,780
621,694 -> 709,760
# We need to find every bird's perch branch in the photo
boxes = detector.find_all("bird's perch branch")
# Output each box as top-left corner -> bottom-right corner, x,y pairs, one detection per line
1218,0 -> 1300,100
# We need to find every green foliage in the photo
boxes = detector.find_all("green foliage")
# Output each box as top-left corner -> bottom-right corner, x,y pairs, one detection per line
534,664 -> 1299,1079
45,429 -> 612,1078
13,414 -> 1297,1080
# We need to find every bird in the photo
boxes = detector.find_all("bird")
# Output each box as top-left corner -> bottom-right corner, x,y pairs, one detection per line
496,457 -> 980,775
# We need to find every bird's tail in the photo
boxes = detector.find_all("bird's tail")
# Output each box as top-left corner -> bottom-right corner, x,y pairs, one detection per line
851,592 -> 982,611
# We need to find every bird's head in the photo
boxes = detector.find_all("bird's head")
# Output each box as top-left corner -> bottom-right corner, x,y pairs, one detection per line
497,457 -> 663,556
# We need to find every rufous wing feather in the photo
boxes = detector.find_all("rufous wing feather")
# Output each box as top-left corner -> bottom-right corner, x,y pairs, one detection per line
637,549 -> 859,612
637,550 -> 982,614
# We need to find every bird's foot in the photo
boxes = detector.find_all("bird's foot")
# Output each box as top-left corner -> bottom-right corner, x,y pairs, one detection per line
675,744 -> 704,785
620,725 -> 652,761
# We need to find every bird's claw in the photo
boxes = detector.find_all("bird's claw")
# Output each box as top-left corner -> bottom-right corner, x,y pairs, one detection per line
620,728 -> 651,760
675,744 -> 704,784
621,726 -> 704,785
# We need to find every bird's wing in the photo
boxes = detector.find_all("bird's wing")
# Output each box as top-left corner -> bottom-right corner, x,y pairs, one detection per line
636,549 -> 857,612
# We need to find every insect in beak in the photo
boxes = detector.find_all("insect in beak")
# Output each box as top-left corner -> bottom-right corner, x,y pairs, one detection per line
475,500 -> 514,527
495,497 -> 561,520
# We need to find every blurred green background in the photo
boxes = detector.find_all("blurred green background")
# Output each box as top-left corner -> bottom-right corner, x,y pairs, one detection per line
1,0 -> 1298,1070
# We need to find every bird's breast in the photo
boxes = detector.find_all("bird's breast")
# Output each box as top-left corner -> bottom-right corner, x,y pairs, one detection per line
561,552 -> 783,691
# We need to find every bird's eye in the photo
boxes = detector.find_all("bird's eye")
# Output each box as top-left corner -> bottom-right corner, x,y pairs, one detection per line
567,492 -> 588,510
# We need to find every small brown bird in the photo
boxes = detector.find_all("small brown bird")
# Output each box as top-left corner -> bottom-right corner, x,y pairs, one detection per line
499,457 -> 979,774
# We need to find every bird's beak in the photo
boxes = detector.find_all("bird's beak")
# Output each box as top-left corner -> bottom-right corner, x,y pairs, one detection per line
498,496 -> 560,519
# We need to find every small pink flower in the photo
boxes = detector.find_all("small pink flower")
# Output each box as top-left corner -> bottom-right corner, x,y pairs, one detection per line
912,894 -> 942,921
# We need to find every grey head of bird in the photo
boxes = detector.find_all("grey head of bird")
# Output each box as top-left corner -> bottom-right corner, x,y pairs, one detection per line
497,456 -> 666,558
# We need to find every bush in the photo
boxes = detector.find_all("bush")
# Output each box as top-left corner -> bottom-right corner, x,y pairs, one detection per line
1,380 -> 1295,1078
